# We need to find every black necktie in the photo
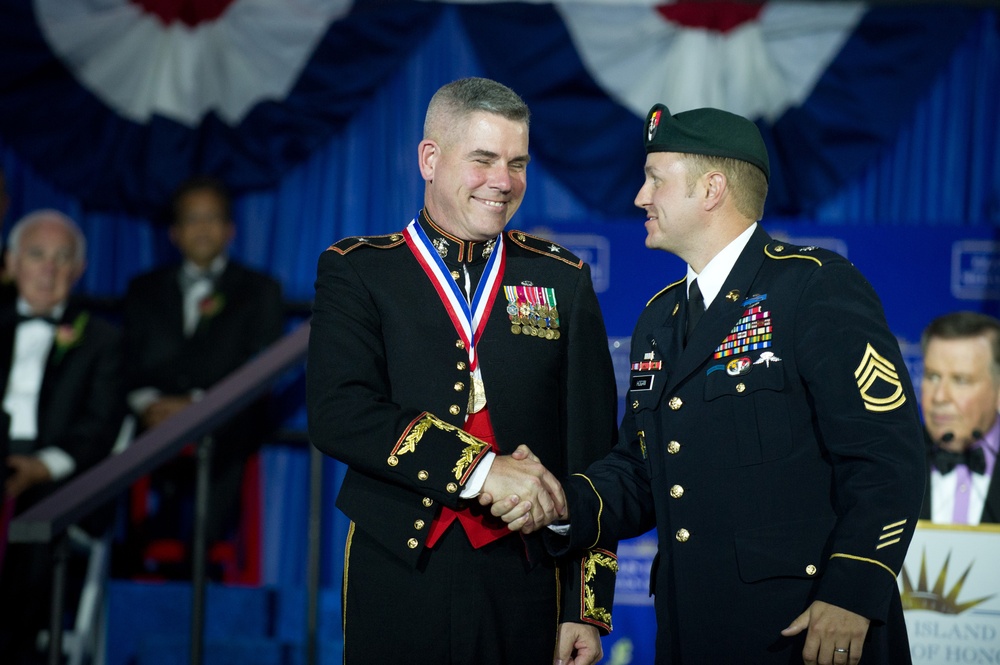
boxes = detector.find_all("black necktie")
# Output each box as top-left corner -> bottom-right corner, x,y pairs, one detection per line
930,445 -> 987,475
685,278 -> 704,343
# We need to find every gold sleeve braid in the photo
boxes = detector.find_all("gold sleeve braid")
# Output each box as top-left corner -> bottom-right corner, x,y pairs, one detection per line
391,412 -> 490,482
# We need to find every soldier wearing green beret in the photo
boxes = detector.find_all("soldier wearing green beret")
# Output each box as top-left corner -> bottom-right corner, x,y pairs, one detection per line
496,103 -> 925,664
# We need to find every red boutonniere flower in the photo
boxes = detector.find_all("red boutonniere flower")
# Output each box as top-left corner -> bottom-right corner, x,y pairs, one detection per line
53,312 -> 89,364
198,293 -> 226,321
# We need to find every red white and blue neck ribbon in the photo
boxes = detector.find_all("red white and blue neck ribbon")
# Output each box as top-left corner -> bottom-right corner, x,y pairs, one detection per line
403,218 -> 505,375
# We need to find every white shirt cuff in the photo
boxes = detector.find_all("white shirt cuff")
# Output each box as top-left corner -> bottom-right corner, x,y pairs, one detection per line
35,446 -> 76,483
459,451 -> 496,498
127,387 -> 161,415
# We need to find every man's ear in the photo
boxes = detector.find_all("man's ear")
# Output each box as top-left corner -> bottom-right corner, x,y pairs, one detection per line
703,171 -> 727,211
418,139 -> 439,182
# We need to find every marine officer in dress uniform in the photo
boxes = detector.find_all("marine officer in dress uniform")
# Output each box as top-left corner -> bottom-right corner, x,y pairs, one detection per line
306,77 -> 618,665
498,104 -> 926,664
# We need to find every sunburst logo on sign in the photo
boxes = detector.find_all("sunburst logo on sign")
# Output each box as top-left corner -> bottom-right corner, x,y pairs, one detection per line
901,549 -> 994,614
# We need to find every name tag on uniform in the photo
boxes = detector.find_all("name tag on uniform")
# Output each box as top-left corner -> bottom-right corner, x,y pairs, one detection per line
630,374 -> 655,391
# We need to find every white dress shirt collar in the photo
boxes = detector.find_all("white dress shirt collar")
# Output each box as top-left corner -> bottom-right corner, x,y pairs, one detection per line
686,223 -> 758,307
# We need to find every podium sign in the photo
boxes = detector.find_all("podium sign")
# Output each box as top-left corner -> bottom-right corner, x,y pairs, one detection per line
902,521 -> 1000,663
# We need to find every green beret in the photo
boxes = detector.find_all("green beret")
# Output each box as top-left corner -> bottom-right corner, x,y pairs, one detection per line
644,103 -> 770,182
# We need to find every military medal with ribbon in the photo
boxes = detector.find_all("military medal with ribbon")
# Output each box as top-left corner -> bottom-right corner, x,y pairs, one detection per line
503,285 -> 560,340
404,219 -> 505,415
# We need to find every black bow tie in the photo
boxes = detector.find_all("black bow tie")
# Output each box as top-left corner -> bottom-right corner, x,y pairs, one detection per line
930,445 -> 987,475
17,313 -> 58,325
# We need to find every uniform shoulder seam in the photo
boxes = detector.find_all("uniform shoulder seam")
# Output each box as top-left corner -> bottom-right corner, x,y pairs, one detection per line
763,240 -> 829,266
327,232 -> 406,255
647,277 -> 686,307
506,230 -> 584,269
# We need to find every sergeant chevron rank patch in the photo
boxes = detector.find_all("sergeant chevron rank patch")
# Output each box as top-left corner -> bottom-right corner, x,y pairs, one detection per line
854,343 -> 907,412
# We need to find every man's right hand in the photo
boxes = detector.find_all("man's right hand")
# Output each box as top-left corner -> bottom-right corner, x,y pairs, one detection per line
479,444 -> 565,533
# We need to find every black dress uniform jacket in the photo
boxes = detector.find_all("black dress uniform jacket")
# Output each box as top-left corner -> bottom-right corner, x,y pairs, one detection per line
556,226 -> 925,663
307,214 -> 619,634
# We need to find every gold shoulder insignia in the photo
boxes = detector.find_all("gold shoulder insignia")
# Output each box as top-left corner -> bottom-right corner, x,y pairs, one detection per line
764,241 -> 824,266
854,343 -> 907,412
647,277 -> 686,307
328,233 -> 406,255
506,230 -> 583,269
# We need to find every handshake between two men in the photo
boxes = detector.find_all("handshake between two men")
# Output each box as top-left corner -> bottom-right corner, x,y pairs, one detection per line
479,445 -> 563,535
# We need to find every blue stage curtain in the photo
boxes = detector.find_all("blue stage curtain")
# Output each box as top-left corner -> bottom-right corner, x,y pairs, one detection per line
813,10 -> 1000,226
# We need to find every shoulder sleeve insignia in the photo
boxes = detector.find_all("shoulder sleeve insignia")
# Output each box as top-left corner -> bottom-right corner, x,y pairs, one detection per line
854,343 -> 907,412
506,230 -> 584,268
647,277 -> 686,307
328,233 -> 406,255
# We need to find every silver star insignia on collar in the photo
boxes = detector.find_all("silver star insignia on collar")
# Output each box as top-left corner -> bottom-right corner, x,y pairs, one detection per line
549,244 -> 561,253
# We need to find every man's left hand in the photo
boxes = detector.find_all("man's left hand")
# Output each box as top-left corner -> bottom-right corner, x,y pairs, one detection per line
554,622 -> 603,665
4,454 -> 52,498
781,600 -> 869,665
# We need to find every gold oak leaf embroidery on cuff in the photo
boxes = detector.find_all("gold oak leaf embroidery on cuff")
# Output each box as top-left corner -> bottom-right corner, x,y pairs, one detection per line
392,413 -> 489,481
583,549 -> 618,627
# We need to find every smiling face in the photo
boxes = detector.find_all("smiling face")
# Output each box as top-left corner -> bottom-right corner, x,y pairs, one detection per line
419,111 -> 529,242
921,335 -> 1000,450
634,151 -> 705,259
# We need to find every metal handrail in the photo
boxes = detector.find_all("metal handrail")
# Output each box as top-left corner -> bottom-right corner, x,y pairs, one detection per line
8,319 -> 313,665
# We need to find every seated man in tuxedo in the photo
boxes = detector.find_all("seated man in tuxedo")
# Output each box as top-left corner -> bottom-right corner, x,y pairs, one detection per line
0,209 -> 124,664
122,176 -> 283,578
921,311 -> 1000,525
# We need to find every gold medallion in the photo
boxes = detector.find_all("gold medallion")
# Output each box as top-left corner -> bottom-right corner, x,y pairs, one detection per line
468,371 -> 487,413
511,324 -> 521,335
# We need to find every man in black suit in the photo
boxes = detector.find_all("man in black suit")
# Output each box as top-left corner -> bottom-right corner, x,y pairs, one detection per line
499,104 -> 926,664
307,78 -> 618,665
0,209 -> 124,664
920,311 -> 1000,525
122,177 -> 283,576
